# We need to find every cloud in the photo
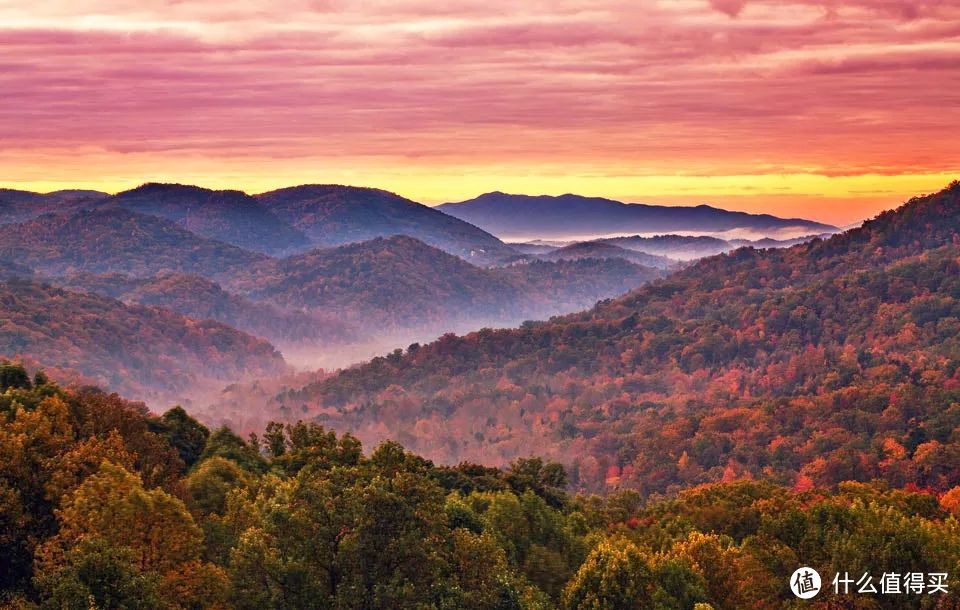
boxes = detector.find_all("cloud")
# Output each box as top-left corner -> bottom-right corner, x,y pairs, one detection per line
0,0 -> 957,219
709,0 -> 747,17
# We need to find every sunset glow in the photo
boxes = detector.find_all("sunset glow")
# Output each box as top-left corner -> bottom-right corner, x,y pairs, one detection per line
3,0 -> 958,225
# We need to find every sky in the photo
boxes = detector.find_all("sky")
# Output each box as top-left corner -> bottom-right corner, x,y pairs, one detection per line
1,0 -> 958,225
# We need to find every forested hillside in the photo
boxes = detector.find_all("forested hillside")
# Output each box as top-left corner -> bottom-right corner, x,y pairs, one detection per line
224,235 -> 664,331
55,272 -> 356,347
0,189 -> 107,225
285,182 -> 960,494
0,214 -> 665,404
0,209 -> 268,277
538,242 -> 676,269
99,183 -> 311,255
2,373 -> 958,609
0,280 -> 287,403
258,184 -> 518,264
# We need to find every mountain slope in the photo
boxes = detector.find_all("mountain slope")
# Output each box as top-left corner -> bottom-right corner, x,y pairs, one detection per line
0,279 -> 286,403
438,192 -> 837,240
54,272 -> 355,346
225,235 -> 664,332
100,183 -> 310,255
0,188 -> 108,224
226,235 -> 525,328
0,209 -> 269,277
286,182 -> 960,493
495,258 -> 663,314
258,185 -> 518,264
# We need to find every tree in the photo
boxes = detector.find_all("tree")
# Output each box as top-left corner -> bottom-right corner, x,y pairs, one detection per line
200,426 -> 267,473
0,362 -> 32,391
562,537 -> 654,610
36,461 -> 202,580
33,537 -> 163,610
186,457 -> 253,517
150,406 -> 210,469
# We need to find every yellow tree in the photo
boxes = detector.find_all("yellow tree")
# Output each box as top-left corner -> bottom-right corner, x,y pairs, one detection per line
562,537 -> 654,610
35,460 -> 226,608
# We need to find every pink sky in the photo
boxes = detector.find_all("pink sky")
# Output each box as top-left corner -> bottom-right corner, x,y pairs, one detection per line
1,0 -> 958,224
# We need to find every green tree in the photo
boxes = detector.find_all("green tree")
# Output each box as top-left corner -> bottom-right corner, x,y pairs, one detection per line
34,537 -> 163,610
562,537 -> 655,610
150,406 -> 210,469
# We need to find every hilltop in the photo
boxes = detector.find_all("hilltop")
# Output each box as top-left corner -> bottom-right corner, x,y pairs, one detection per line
258,184 -> 518,264
0,209 -> 269,277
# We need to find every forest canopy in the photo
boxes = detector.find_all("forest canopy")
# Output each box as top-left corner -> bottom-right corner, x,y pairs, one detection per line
2,369 -> 959,609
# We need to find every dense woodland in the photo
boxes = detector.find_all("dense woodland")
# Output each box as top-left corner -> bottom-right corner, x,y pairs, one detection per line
274,183 -> 960,496
0,281 -> 286,402
2,371 -> 959,609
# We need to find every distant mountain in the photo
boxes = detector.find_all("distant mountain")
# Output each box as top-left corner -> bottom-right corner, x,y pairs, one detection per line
226,235 -> 524,329
0,209 -> 268,277
539,241 -> 676,269
225,235 -> 664,332
603,233 -> 831,260
727,234 -> 834,249
54,272 -> 355,346
284,182 -> 960,493
601,235 -> 733,260
494,258 -> 663,313
99,183 -> 310,255
258,185 -> 518,264
506,242 -> 558,255
0,188 -> 107,224
0,279 -> 286,403
438,192 -> 837,240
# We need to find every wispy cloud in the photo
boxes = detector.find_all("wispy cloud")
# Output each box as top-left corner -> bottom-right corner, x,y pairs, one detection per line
1,0 -> 957,223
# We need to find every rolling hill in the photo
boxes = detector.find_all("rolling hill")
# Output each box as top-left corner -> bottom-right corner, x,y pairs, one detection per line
0,279 -> 287,403
0,208 -> 269,277
257,184 -> 518,264
98,183 -> 311,255
438,192 -> 837,240
538,241 -> 676,268
281,181 -> 960,494
0,188 -> 107,224
226,235 -> 522,328
54,272 -> 355,346
225,235 -> 664,332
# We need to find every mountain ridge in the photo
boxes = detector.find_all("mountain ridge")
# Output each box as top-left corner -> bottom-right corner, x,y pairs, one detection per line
257,184 -> 518,264
0,208 -> 269,277
438,191 -> 838,239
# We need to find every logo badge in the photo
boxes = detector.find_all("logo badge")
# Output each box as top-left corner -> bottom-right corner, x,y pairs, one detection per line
790,567 -> 822,599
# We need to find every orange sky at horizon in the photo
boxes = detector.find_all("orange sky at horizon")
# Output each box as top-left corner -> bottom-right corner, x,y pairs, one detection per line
2,0 -> 958,226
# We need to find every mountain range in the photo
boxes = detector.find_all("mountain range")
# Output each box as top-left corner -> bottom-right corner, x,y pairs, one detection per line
258,181 -> 960,496
0,181 -> 843,407
439,192 -> 838,240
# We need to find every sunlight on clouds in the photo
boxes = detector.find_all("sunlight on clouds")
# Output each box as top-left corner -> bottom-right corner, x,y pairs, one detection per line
0,0 -> 958,223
